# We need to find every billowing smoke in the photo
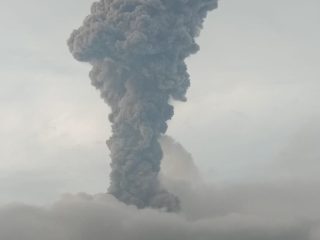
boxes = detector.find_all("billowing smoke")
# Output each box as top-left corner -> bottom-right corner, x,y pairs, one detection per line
67,0 -> 217,211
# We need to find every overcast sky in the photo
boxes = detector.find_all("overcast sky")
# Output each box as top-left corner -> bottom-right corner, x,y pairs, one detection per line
0,0 -> 319,205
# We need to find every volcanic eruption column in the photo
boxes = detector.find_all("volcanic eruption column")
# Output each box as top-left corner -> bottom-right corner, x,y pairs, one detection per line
68,0 -> 217,211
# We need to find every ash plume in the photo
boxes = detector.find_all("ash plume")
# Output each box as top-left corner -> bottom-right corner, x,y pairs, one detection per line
68,0 -> 217,211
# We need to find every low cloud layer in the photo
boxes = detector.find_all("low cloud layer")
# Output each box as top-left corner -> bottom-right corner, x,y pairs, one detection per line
0,191 -> 316,240
1,137 -> 319,240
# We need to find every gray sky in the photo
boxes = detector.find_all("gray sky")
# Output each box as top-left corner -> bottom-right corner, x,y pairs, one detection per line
0,0 -> 320,205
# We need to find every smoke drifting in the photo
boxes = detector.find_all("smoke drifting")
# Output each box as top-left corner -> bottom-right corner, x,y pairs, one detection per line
67,0 -> 217,210
160,135 -> 201,183
1,134 -> 320,240
1,179 -> 320,240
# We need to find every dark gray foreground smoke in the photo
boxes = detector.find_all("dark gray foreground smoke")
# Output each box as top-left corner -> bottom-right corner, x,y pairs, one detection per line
68,0 -> 217,211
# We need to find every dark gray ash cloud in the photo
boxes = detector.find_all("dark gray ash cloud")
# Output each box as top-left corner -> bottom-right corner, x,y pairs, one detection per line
68,0 -> 217,211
